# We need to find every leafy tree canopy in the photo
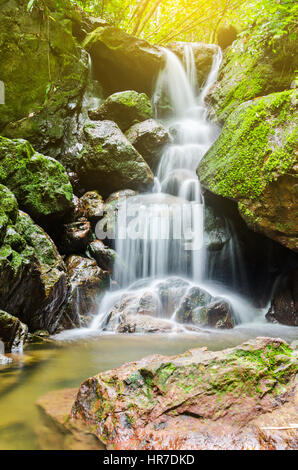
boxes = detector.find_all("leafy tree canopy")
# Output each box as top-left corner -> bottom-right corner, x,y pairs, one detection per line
70,0 -> 297,45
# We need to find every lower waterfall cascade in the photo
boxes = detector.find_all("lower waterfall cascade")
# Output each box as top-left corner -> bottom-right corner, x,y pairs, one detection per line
86,44 -> 267,334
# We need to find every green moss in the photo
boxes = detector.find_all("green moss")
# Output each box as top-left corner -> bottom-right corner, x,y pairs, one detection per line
212,25 -> 297,120
198,90 -> 297,201
0,137 -> 73,221
95,90 -> 153,131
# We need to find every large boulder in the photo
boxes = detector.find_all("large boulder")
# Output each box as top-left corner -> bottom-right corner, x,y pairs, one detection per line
198,90 -> 298,252
125,119 -> 170,169
0,137 -> 73,224
266,270 -> 298,326
0,310 -> 28,353
70,337 -> 298,450
209,22 -> 297,122
77,121 -> 154,197
89,91 -> 153,132
64,255 -> 109,328
175,286 -> 235,329
82,26 -> 164,95
0,185 -> 68,333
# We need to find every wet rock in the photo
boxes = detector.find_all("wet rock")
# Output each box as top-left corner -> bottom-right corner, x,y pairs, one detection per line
156,278 -> 190,316
86,240 -> 116,272
125,119 -> 170,170
64,255 -> 109,327
175,285 -> 235,329
0,310 -> 28,352
266,270 -> 298,326
204,205 -> 230,251
0,137 -> 73,225
82,26 -> 164,95
71,337 -> 298,450
80,191 -> 104,222
116,313 -> 180,334
0,186 -> 68,333
89,90 -> 153,132
198,90 -> 298,252
77,121 -> 154,198
104,291 -> 162,331
59,218 -> 92,254
203,300 -> 235,329
67,195 -> 87,222
175,286 -> 212,324
168,42 -> 218,87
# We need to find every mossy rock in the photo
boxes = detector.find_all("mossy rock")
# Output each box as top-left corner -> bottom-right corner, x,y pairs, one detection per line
71,337 -> 298,449
198,90 -> 298,251
210,25 -> 297,121
0,185 -> 68,333
89,90 -> 153,132
0,137 -> 73,224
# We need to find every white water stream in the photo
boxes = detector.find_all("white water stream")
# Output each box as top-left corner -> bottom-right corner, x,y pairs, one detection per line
86,44 -> 268,333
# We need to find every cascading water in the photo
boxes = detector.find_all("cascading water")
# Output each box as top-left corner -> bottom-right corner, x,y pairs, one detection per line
88,43 -> 265,333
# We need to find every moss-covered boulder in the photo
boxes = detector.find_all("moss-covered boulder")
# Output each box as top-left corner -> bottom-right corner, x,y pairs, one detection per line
198,90 -> 298,251
0,137 -> 73,224
210,24 -> 297,121
89,90 -> 153,132
77,121 -> 154,197
70,337 -> 298,450
0,185 -> 68,333
0,310 -> 28,353
82,26 -> 164,95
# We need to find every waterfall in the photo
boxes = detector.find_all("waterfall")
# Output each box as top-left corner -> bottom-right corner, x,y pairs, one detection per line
90,44 -> 261,332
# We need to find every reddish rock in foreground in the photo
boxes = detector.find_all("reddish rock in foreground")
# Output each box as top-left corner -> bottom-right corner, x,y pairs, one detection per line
68,337 -> 297,450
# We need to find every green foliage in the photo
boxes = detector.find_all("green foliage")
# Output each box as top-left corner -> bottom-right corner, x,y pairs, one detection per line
70,0 -> 298,45
27,0 -> 36,12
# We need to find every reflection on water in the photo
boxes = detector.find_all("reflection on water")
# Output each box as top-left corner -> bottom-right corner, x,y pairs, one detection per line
0,326 -> 297,449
